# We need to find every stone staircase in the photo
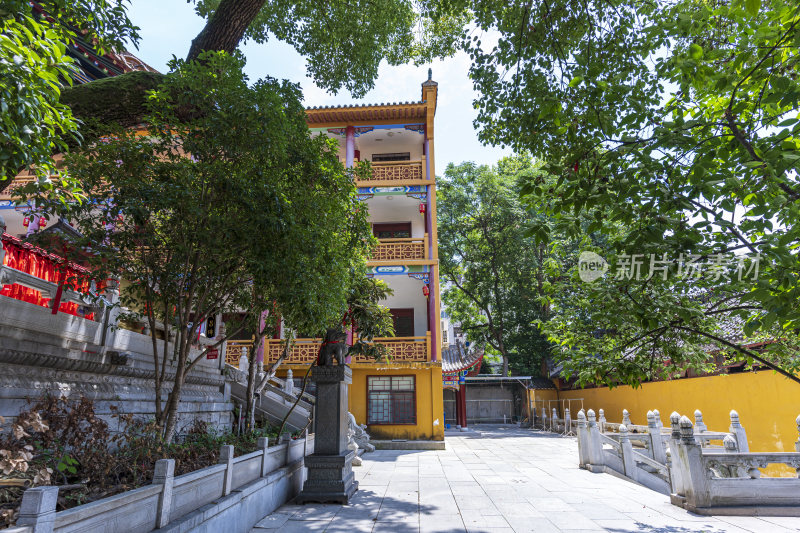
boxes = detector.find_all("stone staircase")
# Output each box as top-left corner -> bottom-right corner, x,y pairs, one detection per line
225,365 -> 314,432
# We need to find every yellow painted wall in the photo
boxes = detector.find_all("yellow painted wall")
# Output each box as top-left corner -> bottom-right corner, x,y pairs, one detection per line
556,371 -> 800,454
349,365 -> 444,441
278,365 -> 444,441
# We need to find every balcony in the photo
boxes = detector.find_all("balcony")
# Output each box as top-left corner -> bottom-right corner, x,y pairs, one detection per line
221,334 -> 433,367
0,174 -> 36,202
356,158 -> 427,185
370,235 -> 428,263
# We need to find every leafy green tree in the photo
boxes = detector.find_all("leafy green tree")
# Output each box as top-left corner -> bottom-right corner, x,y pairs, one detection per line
53,0 -> 466,140
465,0 -> 800,385
0,0 -> 139,191
189,0 -> 466,96
40,52 -> 373,441
438,156 -> 551,376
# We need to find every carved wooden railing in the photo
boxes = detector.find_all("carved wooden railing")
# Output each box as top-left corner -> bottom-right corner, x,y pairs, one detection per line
263,332 -> 431,365
351,333 -> 431,363
225,339 -> 254,366
0,174 -> 37,201
370,235 -> 428,262
265,338 -> 322,366
357,158 -> 427,183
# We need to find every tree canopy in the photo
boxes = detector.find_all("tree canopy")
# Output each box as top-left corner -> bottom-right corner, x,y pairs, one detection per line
35,52 -> 373,440
438,156 -> 552,376
0,0 -> 139,189
463,0 -> 800,385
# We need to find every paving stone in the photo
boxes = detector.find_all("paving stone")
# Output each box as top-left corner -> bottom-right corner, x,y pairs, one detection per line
250,426 -> 789,533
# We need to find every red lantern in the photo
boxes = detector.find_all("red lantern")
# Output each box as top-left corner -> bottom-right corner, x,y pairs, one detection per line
38,217 -> 47,228
422,284 -> 430,298
22,216 -> 29,227
419,203 -> 426,214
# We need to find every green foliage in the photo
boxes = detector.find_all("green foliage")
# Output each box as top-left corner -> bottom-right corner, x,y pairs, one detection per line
346,276 -> 395,360
193,0 -> 466,97
34,51 -> 372,440
466,0 -> 800,386
0,1 -> 138,189
438,155 -> 551,376
0,395 -> 281,527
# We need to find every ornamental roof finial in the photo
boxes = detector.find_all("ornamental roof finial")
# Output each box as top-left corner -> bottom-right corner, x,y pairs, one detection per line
428,67 -> 432,80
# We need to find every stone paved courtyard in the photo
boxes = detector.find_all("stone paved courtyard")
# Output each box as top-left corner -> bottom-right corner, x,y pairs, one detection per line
252,426 -> 800,533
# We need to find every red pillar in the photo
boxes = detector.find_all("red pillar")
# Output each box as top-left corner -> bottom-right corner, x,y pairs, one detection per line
457,385 -> 468,428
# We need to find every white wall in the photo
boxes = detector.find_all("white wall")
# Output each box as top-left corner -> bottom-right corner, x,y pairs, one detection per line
379,274 -> 429,336
366,195 -> 426,238
356,128 -> 424,162
314,127 -> 425,163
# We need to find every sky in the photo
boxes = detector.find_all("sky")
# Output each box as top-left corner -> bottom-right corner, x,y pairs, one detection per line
124,0 -> 511,172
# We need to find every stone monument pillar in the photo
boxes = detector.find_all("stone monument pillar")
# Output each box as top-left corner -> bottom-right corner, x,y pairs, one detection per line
297,364 -> 358,503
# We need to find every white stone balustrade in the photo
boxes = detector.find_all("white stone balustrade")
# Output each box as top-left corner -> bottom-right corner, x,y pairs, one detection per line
10,434 -> 314,533
575,406 -> 800,516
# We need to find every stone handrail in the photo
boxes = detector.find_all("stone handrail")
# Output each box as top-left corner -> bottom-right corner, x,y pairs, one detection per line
12,434 -> 315,533
577,410 -> 671,495
670,415 -> 800,515
577,407 -> 800,514
599,432 -> 622,452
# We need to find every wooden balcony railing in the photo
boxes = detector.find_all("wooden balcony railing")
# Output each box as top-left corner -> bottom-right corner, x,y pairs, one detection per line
351,333 -> 431,363
357,158 -> 427,183
225,339 -> 254,366
259,333 -> 431,365
370,235 -> 428,262
265,338 -> 322,366
0,174 -> 37,201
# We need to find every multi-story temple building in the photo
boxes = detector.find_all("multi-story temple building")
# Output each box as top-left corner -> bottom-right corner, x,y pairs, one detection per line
257,72 -> 446,442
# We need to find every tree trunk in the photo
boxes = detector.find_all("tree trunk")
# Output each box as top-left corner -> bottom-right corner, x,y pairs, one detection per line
162,342 -> 188,443
502,355 -> 509,377
244,336 -> 261,431
187,0 -> 267,61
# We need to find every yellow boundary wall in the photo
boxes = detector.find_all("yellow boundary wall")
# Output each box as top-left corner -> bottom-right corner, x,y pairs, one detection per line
537,371 -> 800,453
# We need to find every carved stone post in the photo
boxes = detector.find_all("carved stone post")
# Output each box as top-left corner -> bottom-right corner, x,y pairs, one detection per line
619,425 -> 637,481
653,409 -> 663,430
102,276 -> 121,347
622,409 -> 632,428
598,409 -> 606,433
729,410 -> 749,453
673,415 -> 711,511
795,415 -> 800,477
552,407 -> 558,432
564,408 -> 572,435
667,412 -> 684,497
284,369 -> 294,395
258,436 -> 271,477
297,365 -> 358,503
694,409 -> 707,433
219,445 -> 234,496
153,458 -> 175,529
795,414 -> 800,453
16,486 -> 58,533
587,409 -> 603,470
576,409 -> 589,468
647,410 -> 666,464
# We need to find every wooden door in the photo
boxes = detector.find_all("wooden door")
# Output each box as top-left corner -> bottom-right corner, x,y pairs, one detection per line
390,308 -> 415,337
